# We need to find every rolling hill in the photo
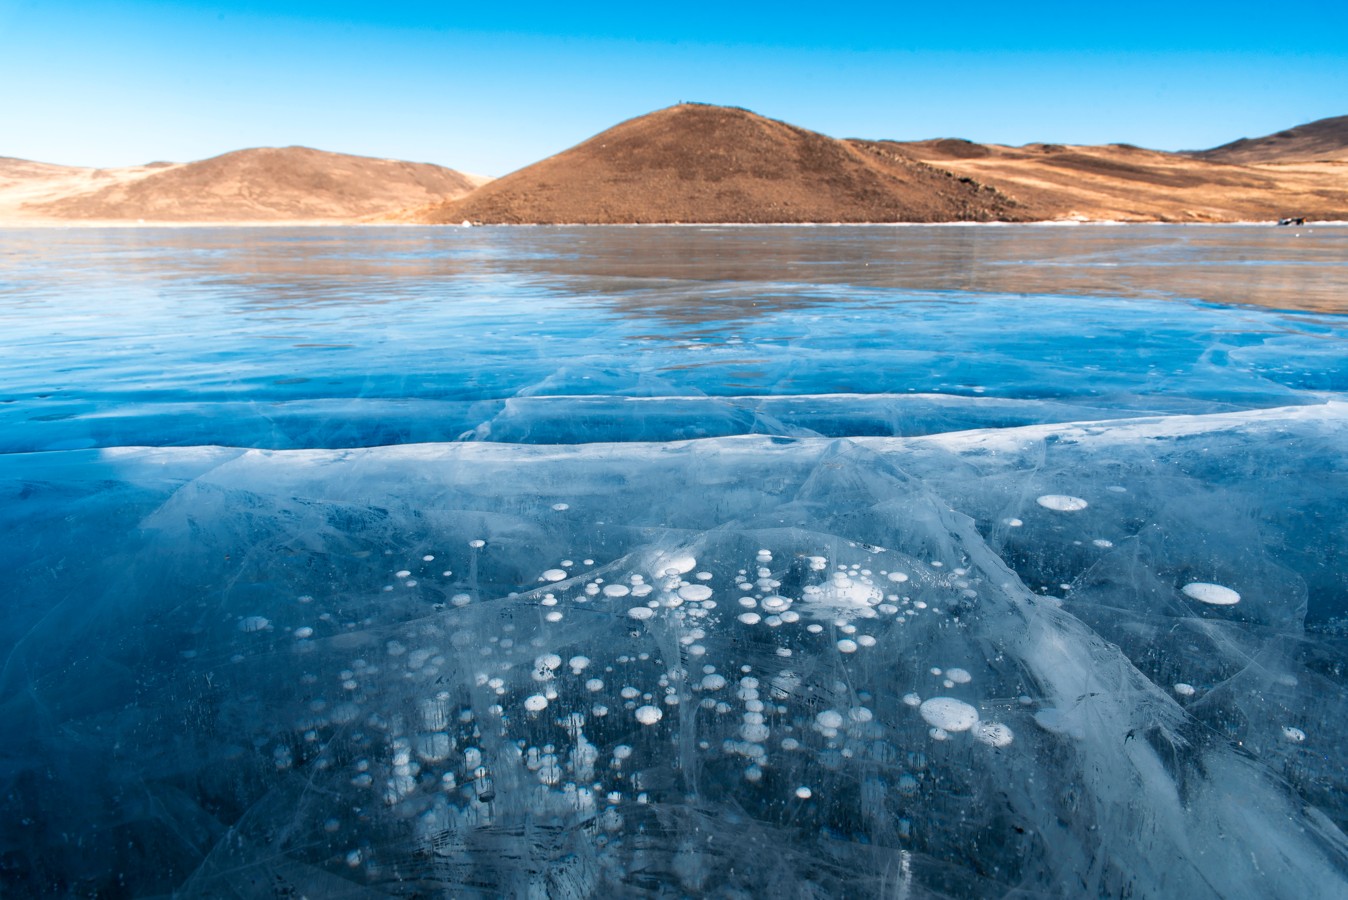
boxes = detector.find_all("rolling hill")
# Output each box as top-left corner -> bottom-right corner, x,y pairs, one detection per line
413,104 -> 1023,224
1,147 -> 488,222
1191,115 -> 1348,164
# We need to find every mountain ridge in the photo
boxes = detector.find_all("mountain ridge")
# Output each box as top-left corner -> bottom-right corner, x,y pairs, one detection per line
4,109 -> 1346,224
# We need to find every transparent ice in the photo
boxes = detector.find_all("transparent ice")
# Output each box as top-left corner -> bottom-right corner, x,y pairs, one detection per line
1,226 -> 1346,897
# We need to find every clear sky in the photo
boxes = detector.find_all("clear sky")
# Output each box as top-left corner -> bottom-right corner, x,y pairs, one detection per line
3,1 -> 1345,176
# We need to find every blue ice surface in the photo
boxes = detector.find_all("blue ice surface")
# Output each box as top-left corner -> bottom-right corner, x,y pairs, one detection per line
1,224 -> 1347,897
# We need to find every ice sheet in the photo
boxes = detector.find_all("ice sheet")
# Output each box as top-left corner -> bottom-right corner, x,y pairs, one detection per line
2,406 -> 1345,896
2,226 -> 1347,897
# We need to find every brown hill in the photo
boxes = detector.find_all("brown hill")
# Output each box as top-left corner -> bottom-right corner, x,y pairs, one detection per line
7,147 -> 487,222
884,137 -> 1348,222
415,104 -> 1023,224
1192,115 -> 1348,164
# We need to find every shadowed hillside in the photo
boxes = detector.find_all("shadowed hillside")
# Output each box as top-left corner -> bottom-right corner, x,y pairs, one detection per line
1192,115 -> 1348,164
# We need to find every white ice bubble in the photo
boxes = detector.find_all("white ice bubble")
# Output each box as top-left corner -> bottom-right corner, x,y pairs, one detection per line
524,695 -> 548,712
1282,725 -> 1307,743
569,655 -> 591,672
946,668 -> 972,685
541,569 -> 567,582
628,606 -> 655,621
902,692 -> 922,707
837,639 -> 858,653
551,503 -> 570,511
1092,539 -> 1114,549
1181,582 -> 1241,606
395,570 -> 411,578
918,697 -> 979,732
795,786 -> 812,799
815,710 -> 844,729
1037,495 -> 1088,512
886,571 -> 909,583
1173,682 -> 1196,697
679,584 -> 713,602
1006,518 -> 1024,527
238,616 -> 270,633
293,626 -> 314,639
468,539 -> 485,548
585,678 -> 604,692
738,612 -> 762,625
972,721 -> 1014,747
603,584 -> 631,598
635,705 -> 663,725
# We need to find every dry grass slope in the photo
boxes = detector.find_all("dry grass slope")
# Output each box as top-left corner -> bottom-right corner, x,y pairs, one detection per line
417,104 -> 1025,224
1192,115 -> 1348,164
10,147 -> 483,222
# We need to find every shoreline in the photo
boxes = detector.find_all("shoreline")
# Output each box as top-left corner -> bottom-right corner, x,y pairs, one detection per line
3,218 -> 1347,228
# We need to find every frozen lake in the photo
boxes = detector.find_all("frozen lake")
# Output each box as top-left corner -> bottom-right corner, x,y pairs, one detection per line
2,225 -> 1347,897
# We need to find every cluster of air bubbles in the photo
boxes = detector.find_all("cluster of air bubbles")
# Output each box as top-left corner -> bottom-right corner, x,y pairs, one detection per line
234,533 -> 1050,878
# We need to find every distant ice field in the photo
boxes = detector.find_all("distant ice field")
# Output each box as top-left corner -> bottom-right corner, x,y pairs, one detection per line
1,225 -> 1346,897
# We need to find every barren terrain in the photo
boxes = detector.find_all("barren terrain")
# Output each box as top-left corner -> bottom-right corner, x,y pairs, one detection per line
0,147 -> 487,224
5,106 -> 1346,226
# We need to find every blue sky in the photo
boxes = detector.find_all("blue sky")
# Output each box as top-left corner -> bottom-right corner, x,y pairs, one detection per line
2,1 -> 1345,176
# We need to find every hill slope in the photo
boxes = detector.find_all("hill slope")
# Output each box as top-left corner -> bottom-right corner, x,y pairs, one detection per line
416,104 -> 1023,224
883,137 -> 1348,222
1193,115 -> 1348,164
8,147 -> 486,222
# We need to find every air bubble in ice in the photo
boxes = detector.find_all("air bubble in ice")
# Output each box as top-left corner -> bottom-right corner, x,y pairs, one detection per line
238,616 -> 270,633
816,710 -> 844,729
679,584 -> 713,602
972,722 -> 1014,747
1182,582 -> 1240,605
1037,495 -> 1088,511
918,697 -> 979,732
